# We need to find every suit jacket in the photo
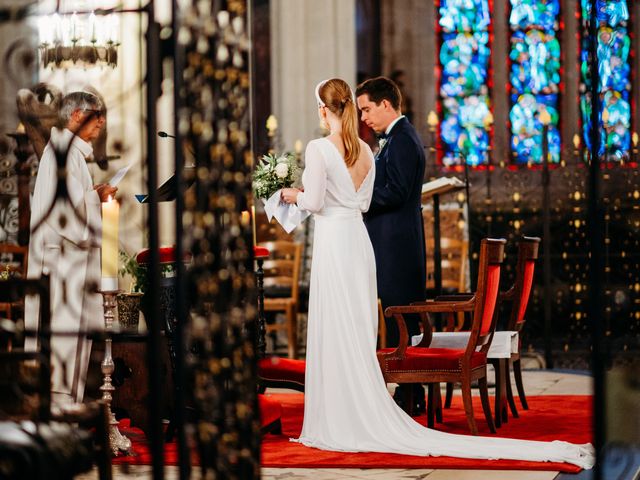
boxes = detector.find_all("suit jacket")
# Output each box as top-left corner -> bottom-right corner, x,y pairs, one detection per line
364,117 -> 426,316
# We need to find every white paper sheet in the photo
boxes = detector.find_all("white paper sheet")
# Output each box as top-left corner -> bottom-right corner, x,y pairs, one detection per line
109,162 -> 135,187
263,189 -> 310,234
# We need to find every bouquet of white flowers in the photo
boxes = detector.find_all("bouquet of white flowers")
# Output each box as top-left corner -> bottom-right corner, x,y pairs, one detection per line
252,152 -> 299,200
252,152 -> 309,233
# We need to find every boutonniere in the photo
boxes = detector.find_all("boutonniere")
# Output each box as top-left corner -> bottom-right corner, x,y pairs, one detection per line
378,137 -> 388,151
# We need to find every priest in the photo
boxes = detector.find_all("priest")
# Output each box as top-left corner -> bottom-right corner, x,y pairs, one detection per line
25,91 -> 117,407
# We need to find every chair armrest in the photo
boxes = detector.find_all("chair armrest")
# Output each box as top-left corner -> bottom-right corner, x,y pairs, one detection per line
386,299 -> 474,317
433,293 -> 474,302
381,300 -> 477,358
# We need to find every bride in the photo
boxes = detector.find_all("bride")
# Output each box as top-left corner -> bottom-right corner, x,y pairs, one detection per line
279,78 -> 594,469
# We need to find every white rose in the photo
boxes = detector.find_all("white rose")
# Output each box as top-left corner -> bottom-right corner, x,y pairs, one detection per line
274,163 -> 289,179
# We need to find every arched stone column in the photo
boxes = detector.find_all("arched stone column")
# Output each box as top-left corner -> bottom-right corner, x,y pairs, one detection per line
270,0 -> 356,151
380,0 -> 434,144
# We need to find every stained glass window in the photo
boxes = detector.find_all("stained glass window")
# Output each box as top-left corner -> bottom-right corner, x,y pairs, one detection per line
509,0 -> 561,164
438,0 -> 492,167
580,0 -> 630,161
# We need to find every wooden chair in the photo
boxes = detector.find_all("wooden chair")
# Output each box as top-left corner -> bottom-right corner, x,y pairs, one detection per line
426,236 -> 468,293
377,298 -> 387,349
260,241 -> 302,359
426,237 -> 468,331
377,238 -> 506,435
490,236 -> 540,419
254,245 -> 306,393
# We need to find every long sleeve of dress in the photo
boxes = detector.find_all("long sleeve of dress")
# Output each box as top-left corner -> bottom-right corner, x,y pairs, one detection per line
296,141 -> 327,214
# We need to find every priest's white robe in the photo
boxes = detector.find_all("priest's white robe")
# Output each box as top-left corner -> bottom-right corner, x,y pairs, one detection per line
24,127 -> 104,404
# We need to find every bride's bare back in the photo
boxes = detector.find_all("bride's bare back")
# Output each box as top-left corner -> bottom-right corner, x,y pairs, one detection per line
326,134 -> 373,193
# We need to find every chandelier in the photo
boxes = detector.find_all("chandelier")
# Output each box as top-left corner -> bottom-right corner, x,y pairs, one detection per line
38,1 -> 120,69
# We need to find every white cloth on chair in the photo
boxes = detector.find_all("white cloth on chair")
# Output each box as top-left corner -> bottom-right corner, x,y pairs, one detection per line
411,331 -> 518,359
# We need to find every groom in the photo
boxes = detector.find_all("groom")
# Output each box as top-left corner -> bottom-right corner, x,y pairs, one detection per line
356,77 -> 427,414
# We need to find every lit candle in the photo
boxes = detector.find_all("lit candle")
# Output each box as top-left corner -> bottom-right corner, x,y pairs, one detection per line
427,110 -> 438,132
294,139 -> 303,155
266,115 -> 278,135
241,210 -> 250,226
101,196 -> 119,291
251,205 -> 257,246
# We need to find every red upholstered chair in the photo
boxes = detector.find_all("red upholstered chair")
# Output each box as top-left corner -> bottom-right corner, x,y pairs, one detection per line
254,245 -> 306,393
258,356 -> 305,392
490,236 -> 540,418
259,394 -> 283,434
377,238 -> 506,435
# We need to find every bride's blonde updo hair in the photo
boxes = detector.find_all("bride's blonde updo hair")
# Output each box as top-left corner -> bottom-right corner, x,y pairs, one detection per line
317,78 -> 361,167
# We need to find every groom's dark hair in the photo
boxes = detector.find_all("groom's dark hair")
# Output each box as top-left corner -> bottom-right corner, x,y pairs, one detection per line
355,76 -> 402,111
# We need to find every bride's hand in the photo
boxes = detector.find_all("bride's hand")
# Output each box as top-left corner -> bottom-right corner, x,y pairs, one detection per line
281,188 -> 300,204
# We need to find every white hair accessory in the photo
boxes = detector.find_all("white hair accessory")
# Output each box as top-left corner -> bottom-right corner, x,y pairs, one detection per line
314,78 -> 356,108
315,79 -> 329,107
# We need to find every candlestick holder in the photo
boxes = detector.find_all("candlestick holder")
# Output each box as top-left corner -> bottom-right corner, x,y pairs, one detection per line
100,288 -> 132,455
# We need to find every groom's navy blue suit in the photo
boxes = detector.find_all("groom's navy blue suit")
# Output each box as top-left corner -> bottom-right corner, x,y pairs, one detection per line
364,116 -> 427,347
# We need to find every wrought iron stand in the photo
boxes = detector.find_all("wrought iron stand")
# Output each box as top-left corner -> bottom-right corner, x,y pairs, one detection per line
255,252 -> 267,358
100,289 -> 132,455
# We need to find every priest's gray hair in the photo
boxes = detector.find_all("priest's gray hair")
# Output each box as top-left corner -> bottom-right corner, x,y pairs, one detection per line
58,91 -> 104,126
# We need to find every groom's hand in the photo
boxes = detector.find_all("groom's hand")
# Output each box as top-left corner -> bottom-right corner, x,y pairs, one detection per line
281,188 -> 301,204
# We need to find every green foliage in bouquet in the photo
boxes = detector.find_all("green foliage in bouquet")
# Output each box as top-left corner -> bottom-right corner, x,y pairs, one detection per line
252,152 -> 300,200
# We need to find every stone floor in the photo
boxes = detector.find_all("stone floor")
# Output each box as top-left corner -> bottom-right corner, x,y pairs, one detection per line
76,365 -> 594,479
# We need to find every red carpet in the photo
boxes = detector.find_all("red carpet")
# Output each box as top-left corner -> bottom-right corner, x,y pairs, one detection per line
260,393 -> 592,473
113,394 -> 592,473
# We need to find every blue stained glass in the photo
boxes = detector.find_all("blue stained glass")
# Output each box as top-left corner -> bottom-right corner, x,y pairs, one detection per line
509,0 -> 561,164
510,30 -> 560,94
510,94 -> 560,163
581,0 -> 629,28
580,0 -> 630,161
438,0 -> 492,167
439,0 -> 490,33
581,27 -> 631,93
441,32 -> 490,97
581,90 -> 631,159
441,96 -> 491,166
510,0 -> 559,31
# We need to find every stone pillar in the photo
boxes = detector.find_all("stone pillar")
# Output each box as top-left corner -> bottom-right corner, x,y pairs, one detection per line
0,2 -> 37,135
0,3 -> 37,246
561,0 -> 580,159
492,0 -> 509,165
380,0 -> 434,145
270,0 -> 357,151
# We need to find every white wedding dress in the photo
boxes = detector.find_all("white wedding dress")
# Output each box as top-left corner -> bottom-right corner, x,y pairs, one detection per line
292,137 -> 594,469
